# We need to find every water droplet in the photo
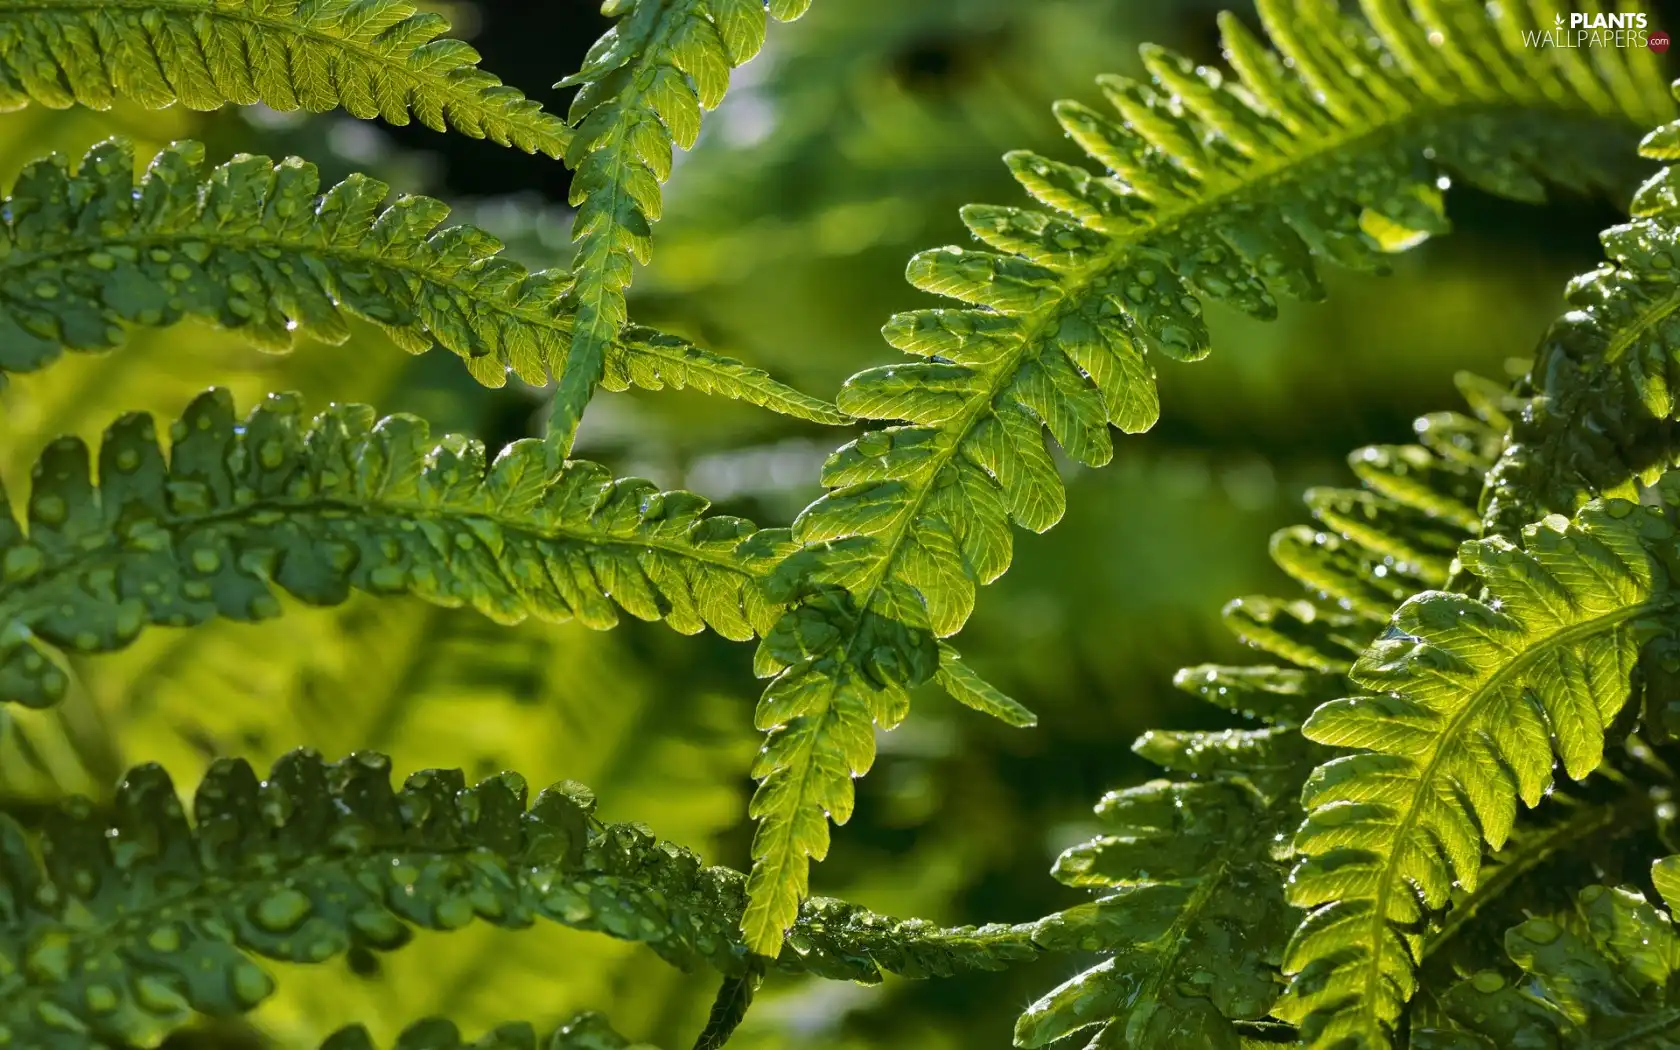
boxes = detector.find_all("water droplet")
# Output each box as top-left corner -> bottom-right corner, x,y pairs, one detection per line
252,888 -> 312,932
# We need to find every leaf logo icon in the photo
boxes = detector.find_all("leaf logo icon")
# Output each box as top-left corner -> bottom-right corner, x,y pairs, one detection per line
1554,13 -> 1564,26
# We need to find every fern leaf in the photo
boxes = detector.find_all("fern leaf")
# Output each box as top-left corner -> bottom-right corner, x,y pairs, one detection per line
0,749 -> 1043,1049
694,963 -> 762,1050
1278,498 -> 1679,1049
0,0 -> 568,155
1476,96 -> 1680,538
1419,784 -> 1659,977
740,585 -> 938,955
738,0 -> 1669,955
0,139 -> 840,423
1479,217 -> 1680,536
934,641 -> 1037,728
1658,855 -> 1680,915
614,326 -> 847,424
319,1013 -> 653,1050
0,388 -> 793,708
134,598 -> 751,1043
1014,728 -> 1324,1050
1413,882 -> 1680,1048
551,0 -> 814,446
1009,389 -> 1507,1049
1021,379 -> 1517,1048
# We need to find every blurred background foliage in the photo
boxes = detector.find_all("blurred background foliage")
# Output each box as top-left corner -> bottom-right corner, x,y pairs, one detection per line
0,0 -> 1671,1047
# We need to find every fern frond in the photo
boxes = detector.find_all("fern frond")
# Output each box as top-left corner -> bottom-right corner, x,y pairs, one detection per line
1014,727 -> 1324,1050
1009,378 -> 1533,1047
147,598 -> 753,1043
740,585 -> 939,955
1278,498 -> 1680,1049
0,138 -> 840,424
1478,199 -> 1680,536
1011,389 -> 1508,1048
0,388 -> 792,708
737,0 -> 1670,955
0,0 -> 568,155
319,1013 -> 652,1050
1474,93 -> 1680,539
551,0 -> 814,445
693,964 -> 760,1050
0,748 -> 1041,1049
1413,881 -> 1680,1047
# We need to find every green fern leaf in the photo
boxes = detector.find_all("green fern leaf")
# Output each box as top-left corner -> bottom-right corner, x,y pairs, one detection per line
934,642 -> 1037,728
0,388 -> 794,708
738,0 -> 1669,956
1475,95 -> 1680,538
612,325 -> 846,424
0,139 -> 840,423
1010,388 -> 1508,1049
0,0 -> 568,155
1172,663 -> 1348,728
1479,219 -> 1680,535
1420,784 -> 1662,979
319,1013 -> 652,1050
551,0 -> 814,446
1279,498 -> 1680,1049
740,585 -> 938,955
693,962 -> 762,1050
1413,882 -> 1680,1048
1025,375 -> 1546,1048
85,595 -> 750,1043
0,748 -> 1043,1049
1656,855 -> 1680,915
1014,729 -> 1323,1050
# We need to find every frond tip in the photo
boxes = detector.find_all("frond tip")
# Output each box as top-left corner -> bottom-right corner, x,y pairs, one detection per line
1279,498 -> 1680,1049
550,0 -> 815,445
741,586 -> 940,956
0,0 -> 570,155
0,389 -> 792,708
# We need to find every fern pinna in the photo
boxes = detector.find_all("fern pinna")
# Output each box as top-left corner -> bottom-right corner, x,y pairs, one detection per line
4,0 -> 1680,1046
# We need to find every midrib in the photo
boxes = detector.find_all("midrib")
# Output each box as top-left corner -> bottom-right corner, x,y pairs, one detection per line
1,228 -> 571,337
0,490 -> 770,620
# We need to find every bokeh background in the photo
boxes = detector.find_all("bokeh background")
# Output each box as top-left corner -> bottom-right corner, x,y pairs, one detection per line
2,1 -> 1676,1047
